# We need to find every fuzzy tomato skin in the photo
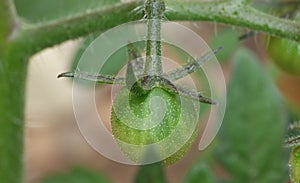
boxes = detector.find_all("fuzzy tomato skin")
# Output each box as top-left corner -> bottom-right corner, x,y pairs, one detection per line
267,37 -> 300,75
111,87 -> 199,165
290,146 -> 300,183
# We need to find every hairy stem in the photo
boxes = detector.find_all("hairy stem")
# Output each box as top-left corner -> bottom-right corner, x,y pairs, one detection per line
0,48 -> 28,183
58,71 -> 125,84
11,0 -> 300,57
163,47 -> 222,82
165,0 -> 300,41
144,0 -> 164,76
14,1 -> 143,56
0,1 -> 27,183
0,0 -> 18,53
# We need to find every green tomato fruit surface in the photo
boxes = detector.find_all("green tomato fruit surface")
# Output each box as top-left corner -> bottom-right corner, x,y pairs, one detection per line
267,37 -> 300,75
111,87 -> 199,165
290,146 -> 300,183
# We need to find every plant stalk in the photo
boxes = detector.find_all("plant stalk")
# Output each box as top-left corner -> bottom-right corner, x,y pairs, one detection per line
0,1 -> 27,182
0,48 -> 28,183
144,0 -> 164,76
14,0 -> 300,58
165,0 -> 300,41
0,0 -> 18,53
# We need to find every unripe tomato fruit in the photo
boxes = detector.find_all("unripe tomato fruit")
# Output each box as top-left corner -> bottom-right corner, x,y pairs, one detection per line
111,87 -> 199,165
290,146 -> 300,183
267,37 -> 300,75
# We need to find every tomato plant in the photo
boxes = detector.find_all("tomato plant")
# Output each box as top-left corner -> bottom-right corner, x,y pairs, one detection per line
1,0 -> 300,183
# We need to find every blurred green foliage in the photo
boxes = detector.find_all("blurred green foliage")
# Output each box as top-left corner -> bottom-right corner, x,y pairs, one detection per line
14,0 -> 120,22
72,37 -> 145,76
215,48 -> 289,183
183,162 -> 215,183
209,28 -> 239,62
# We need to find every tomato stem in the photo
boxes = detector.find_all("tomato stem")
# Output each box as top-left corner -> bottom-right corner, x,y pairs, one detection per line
163,46 -> 223,82
144,0 -> 165,76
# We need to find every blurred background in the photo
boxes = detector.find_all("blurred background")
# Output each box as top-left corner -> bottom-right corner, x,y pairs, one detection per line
16,0 -> 300,182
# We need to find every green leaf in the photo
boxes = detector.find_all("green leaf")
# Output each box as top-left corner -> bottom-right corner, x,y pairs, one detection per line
209,28 -> 239,62
14,0 -> 120,22
215,48 -> 288,183
134,162 -> 167,183
40,167 -> 111,183
184,161 -> 215,183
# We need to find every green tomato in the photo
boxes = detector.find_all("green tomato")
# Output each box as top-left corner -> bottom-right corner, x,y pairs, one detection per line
290,146 -> 300,183
111,87 -> 199,165
267,37 -> 300,75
